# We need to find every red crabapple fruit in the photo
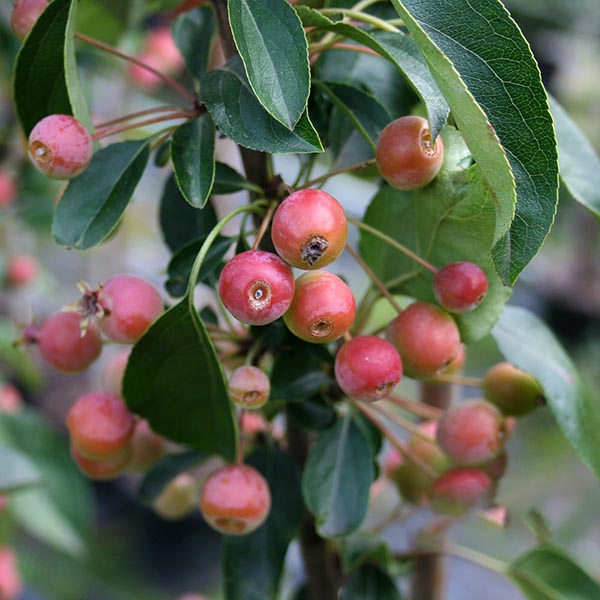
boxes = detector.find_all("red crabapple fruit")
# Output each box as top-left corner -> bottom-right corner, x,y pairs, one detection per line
101,349 -> 131,396
0,546 -> 22,600
228,366 -> 270,409
375,116 -> 444,191
0,384 -> 23,414
70,444 -> 131,481
218,250 -> 295,326
284,271 -> 355,343
0,172 -> 17,207
25,311 -> 102,373
28,114 -> 93,179
5,254 -> 38,286
66,391 -> 134,460
95,274 -> 163,343
200,464 -> 271,535
271,189 -> 347,269
430,467 -> 493,515
334,335 -> 402,401
482,362 -> 543,416
153,473 -> 199,520
436,399 -> 504,466
433,261 -> 488,313
10,0 -> 48,40
386,301 -> 460,378
126,419 -> 165,473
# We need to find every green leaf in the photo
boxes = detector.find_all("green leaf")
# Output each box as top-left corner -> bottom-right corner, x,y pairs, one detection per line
139,450 -> 206,504
360,128 -> 511,342
172,5 -> 216,81
159,173 -> 218,252
52,139 -> 151,249
201,57 -> 323,154
341,564 -> 402,600
549,95 -> 600,218
302,413 -> 375,538
287,398 -> 337,432
172,116 -> 216,208
315,81 -> 390,152
223,445 -> 304,600
509,544 -> 600,600
391,0 -> 559,283
341,533 -> 393,573
213,162 -> 260,195
492,306 -> 600,479
0,446 -> 41,493
123,300 -> 237,462
296,7 -> 448,139
228,0 -> 310,129
76,0 -> 131,45
13,0 -> 90,136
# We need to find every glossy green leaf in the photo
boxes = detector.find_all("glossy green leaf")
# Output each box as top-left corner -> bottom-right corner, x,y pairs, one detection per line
213,162 -> 260,195
360,128 -> 511,342
123,300 -> 237,462
296,7 -> 448,139
549,95 -> 600,218
509,544 -> 600,599
391,0 -> 559,283
286,398 -> 337,432
492,306 -> 600,479
341,564 -> 402,600
159,173 -> 218,252
172,116 -> 216,208
223,445 -> 304,600
201,57 -> 323,154
172,5 -> 216,81
139,450 -> 206,504
302,413 -> 375,538
315,81 -> 390,152
0,446 -> 41,493
52,139 -> 150,249
13,0 -> 90,136
229,0 -> 310,129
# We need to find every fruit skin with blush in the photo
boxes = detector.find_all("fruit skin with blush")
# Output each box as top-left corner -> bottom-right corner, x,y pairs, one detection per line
433,261 -> 488,313
284,271 -> 355,344
153,473 -> 199,520
0,546 -> 22,600
228,365 -> 270,409
0,172 -> 17,207
10,0 -> 48,40
375,115 -> 444,191
271,188 -> 347,270
101,349 -> 131,396
334,335 -> 402,401
482,362 -> 543,416
200,464 -> 271,535
430,467 -> 493,515
70,443 -> 131,480
126,419 -> 165,473
5,254 -> 39,286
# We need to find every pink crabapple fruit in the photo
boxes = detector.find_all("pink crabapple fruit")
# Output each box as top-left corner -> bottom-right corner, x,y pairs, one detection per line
430,467 -> 493,515
0,172 -> 17,207
375,115 -> 444,191
284,270 -> 356,344
28,114 -> 93,179
101,349 -> 131,396
218,250 -> 295,326
228,365 -> 270,409
126,419 -> 165,473
70,443 -> 131,481
10,0 -> 48,40
0,384 -> 23,414
0,546 -> 22,600
26,311 -> 102,373
66,391 -> 134,460
153,473 -> 199,520
436,399 -> 505,466
200,464 -> 271,535
271,188 -> 347,270
385,301 -> 460,378
334,335 -> 402,401
433,261 -> 489,313
5,254 -> 39,286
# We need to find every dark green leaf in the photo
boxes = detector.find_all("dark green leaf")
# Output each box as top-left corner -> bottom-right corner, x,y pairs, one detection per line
360,128 -> 511,342
302,413 -> 375,538
123,300 -> 237,462
139,450 -> 206,504
223,445 -> 304,600
201,57 -> 323,154
341,533 -> 393,573
172,116 -> 216,208
159,173 -> 218,252
341,564 -> 402,600
229,0 -> 310,129
286,398 -> 337,432
492,306 -> 600,479
172,5 -> 216,81
165,235 -> 234,297
296,7 -> 448,139
549,95 -> 600,218
0,446 -> 41,493
315,81 -> 390,151
213,162 -> 260,195
391,0 -> 559,283
14,0 -> 90,136
52,139 -> 150,249
509,544 -> 600,600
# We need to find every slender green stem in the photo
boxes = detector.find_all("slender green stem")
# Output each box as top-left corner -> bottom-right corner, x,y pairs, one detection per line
347,215 -> 438,274
372,402 -> 435,443
430,373 -> 483,387
319,8 -> 399,32
385,394 -> 443,421
252,201 -> 277,251
443,542 -> 508,575
186,203 -> 266,308
303,159 -> 376,188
